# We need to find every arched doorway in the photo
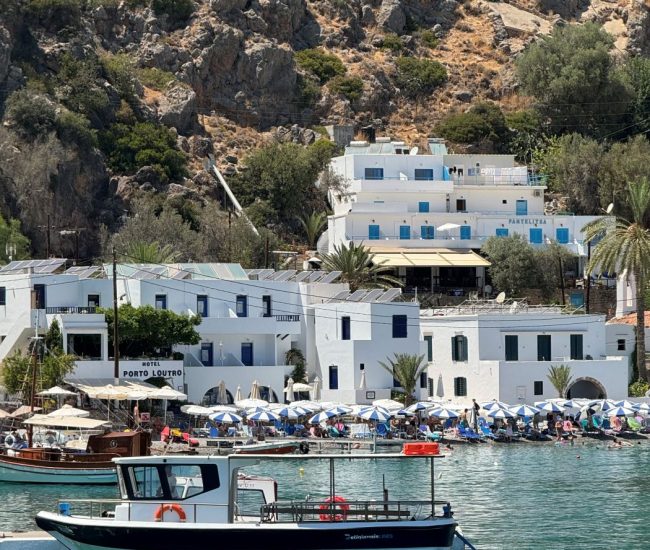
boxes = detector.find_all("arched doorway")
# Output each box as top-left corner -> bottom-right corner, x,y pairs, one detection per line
202,387 -> 234,406
566,377 -> 606,400
251,386 -> 279,403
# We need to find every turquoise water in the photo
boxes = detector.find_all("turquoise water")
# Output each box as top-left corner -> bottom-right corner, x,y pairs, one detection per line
1,441 -> 649,549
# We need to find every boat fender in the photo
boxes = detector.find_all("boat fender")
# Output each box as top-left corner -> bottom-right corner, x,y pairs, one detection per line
4,435 -> 15,447
154,504 -> 187,523
299,442 -> 309,454
319,496 -> 349,521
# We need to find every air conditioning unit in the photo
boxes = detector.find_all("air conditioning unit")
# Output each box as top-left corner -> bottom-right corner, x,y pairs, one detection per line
533,190 -> 542,197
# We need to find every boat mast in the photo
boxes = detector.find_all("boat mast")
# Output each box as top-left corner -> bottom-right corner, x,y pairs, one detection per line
112,247 -> 120,385
27,310 -> 41,447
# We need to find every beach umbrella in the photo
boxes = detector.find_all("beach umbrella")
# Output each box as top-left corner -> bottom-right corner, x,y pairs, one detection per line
0,409 -> 10,419
236,398 -> 269,409
561,399 -> 588,409
587,399 -> 616,412
181,405 -> 213,416
283,377 -> 295,402
405,402 -> 435,414
509,404 -> 540,417
614,400 -> 638,409
216,380 -> 228,405
291,400 -> 321,411
209,411 -> 243,423
10,405 -> 43,417
359,370 -> 367,390
309,410 -> 337,424
429,407 -> 459,419
396,409 -> 416,416
235,386 -> 242,402
208,404 -> 239,413
250,380 -> 261,400
312,377 -> 321,400
535,401 -> 565,413
372,399 -> 403,412
244,407 -> 268,415
607,406 -> 636,417
292,382 -> 314,392
358,408 -> 390,422
326,405 -> 352,415
274,407 -> 302,419
37,386 -> 76,397
146,385 -> 187,426
481,400 -> 509,411
633,403 -> 650,413
46,404 -> 89,418
248,410 -> 280,423
488,408 -> 516,419
437,222 -> 461,232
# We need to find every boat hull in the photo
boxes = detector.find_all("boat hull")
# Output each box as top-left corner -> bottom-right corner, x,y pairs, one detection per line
36,512 -> 457,550
0,459 -> 116,484
233,441 -> 300,455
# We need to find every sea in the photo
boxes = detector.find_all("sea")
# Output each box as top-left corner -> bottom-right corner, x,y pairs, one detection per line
1,440 -> 648,549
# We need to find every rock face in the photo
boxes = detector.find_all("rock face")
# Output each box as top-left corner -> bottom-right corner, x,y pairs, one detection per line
378,0 -> 407,34
537,0 -> 582,19
156,84 -> 197,135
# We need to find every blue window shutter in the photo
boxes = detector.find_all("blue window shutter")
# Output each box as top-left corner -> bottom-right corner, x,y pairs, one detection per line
516,200 -> 528,216
529,228 -> 543,244
418,201 -> 429,213
400,225 -> 411,240
369,224 -> 380,240
421,226 -> 434,240
496,228 -> 508,237
556,227 -> 569,244
460,225 -> 471,240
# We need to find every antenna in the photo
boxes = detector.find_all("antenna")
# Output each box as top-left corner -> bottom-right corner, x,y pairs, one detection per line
495,292 -> 506,304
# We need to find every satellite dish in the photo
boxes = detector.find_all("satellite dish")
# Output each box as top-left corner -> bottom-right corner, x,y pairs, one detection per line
495,292 -> 506,304
409,147 -> 419,155
606,203 -> 614,214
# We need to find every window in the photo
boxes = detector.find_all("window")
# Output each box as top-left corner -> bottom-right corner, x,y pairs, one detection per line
262,295 -> 272,317
369,224 -> 380,240
67,334 -> 102,360
125,464 -> 219,501
236,295 -> 248,317
87,294 -> 100,308
392,315 -> 407,338
456,199 -> 467,212
399,225 -> 411,240
418,201 -> 430,213
537,335 -> 551,361
341,316 -> 351,340
0,287 -> 5,306
529,228 -> 543,244
421,225 -> 435,240
427,377 -> 434,397
451,335 -> 468,361
556,227 -> 569,244
534,381 -> 544,396
197,295 -> 208,318
516,200 -> 528,216
414,168 -> 434,181
329,365 -> 338,390
454,377 -> 467,397
420,371 -> 427,389
365,167 -> 384,180
200,342 -> 213,366
570,334 -> 583,360
241,343 -> 253,366
460,225 -> 471,240
155,294 -> 167,310
495,228 -> 508,238
33,284 -> 46,309
505,335 -> 518,361
617,339 -> 626,351
424,335 -> 433,362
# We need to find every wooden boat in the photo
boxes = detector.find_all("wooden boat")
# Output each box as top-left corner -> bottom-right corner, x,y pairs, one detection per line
232,440 -> 302,455
36,451 -> 462,550
0,429 -> 150,484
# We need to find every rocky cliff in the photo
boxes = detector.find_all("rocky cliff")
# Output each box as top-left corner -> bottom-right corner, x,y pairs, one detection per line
0,0 -> 649,258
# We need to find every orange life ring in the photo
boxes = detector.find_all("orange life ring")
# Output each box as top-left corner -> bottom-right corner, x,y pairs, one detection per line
319,496 -> 349,521
154,503 -> 187,523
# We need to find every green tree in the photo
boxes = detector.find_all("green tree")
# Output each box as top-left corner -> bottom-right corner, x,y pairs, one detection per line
547,364 -> 573,398
516,22 -> 630,138
394,57 -> 447,99
378,353 -> 427,406
506,110 -> 547,165
328,76 -> 364,102
101,304 -> 201,358
298,212 -> 327,248
45,319 -> 63,353
295,49 -> 346,83
5,90 -> 56,140
436,102 -> 509,152
583,180 -> 650,382
482,235 -> 539,296
285,348 -> 307,383
55,111 -> 97,150
120,241 -> 179,263
320,242 -> 402,292
0,216 -> 31,263
534,242 -> 577,303
623,56 -> 650,136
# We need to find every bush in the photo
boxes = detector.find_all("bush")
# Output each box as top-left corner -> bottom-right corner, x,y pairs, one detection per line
151,0 -> 195,26
137,67 -> 177,91
55,111 -> 97,150
99,121 -> 187,181
394,57 -> 446,99
436,102 -> 509,149
417,30 -> 438,49
629,379 -> 650,397
328,75 -> 364,102
5,89 -> 56,140
296,75 -> 321,109
27,0 -> 81,29
55,54 -> 110,124
102,53 -> 138,101
294,49 -> 346,84
381,34 -> 403,52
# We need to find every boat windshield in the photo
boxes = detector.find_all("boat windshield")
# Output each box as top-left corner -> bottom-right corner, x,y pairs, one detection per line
122,464 -> 220,500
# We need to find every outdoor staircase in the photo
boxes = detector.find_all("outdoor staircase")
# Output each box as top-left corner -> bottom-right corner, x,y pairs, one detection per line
0,311 -> 39,361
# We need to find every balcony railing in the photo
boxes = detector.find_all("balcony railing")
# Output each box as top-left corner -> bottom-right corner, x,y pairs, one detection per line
275,314 -> 300,322
45,306 -> 97,314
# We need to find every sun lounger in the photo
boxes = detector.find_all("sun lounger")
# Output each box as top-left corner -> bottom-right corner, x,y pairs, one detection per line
350,423 -> 372,439
628,418 -> 643,432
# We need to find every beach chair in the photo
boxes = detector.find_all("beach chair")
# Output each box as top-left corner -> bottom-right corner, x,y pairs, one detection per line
628,417 -> 643,432
350,423 -> 371,439
227,427 -> 237,437
418,425 -> 441,441
458,426 -> 481,441
375,423 -> 389,438
285,424 -> 296,436
478,423 -> 498,440
209,426 -> 219,438
327,425 -> 342,437
580,419 -> 589,432
274,421 -> 286,437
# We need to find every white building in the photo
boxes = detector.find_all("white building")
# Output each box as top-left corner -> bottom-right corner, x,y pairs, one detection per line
322,138 -> 600,292
420,301 -> 629,405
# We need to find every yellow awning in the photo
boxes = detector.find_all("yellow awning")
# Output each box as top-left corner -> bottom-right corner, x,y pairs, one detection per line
371,250 -> 490,268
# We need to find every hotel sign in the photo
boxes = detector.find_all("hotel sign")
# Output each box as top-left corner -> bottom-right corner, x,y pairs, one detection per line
508,218 -> 547,225
120,360 -> 184,383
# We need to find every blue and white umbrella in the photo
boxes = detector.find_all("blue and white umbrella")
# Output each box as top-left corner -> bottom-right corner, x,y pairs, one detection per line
327,405 -> 353,415
247,410 -> 280,423
481,400 -> 510,411
209,411 -> 243,423
357,407 -> 391,422
633,403 -> 650,413
587,399 -> 616,412
405,402 -> 435,414
509,404 -> 540,417
561,399 -> 587,409
614,400 -> 638,409
607,406 -> 636,417
488,408 -> 516,419
429,407 -> 459,419
535,401 -> 565,413
309,410 -> 338,424
274,407 -> 303,419
397,409 -> 416,416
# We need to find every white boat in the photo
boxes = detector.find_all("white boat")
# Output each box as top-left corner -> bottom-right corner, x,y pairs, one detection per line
36,449 -> 463,549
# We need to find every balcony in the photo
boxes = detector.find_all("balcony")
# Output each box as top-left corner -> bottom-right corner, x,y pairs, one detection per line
46,306 -> 97,314
198,314 -> 301,335
349,178 -> 453,194
449,173 -> 547,187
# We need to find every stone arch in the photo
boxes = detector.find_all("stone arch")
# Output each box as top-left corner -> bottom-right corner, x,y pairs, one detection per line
202,387 -> 234,406
566,377 -> 607,400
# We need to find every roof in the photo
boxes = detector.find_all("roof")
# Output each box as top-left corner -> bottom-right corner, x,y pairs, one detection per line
607,312 -> 650,326
369,249 -> 491,268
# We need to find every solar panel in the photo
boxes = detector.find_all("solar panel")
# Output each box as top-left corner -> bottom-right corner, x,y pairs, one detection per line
318,271 -> 341,284
257,269 -> 275,280
328,291 -> 350,302
65,266 -> 100,279
361,289 -> 385,302
376,288 -> 402,302
292,271 -> 311,283
346,290 -> 368,302
274,270 -> 296,282
0,258 -> 66,274
170,269 -> 190,280
308,271 -> 325,282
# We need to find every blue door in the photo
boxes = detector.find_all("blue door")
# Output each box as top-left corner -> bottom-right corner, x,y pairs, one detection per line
460,225 -> 471,240
200,343 -> 213,366
399,225 -> 411,240
516,200 -> 528,216
496,228 -> 509,237
529,228 -> 543,244
368,224 -> 380,240
421,225 -> 435,240
241,343 -> 253,366
556,227 -> 569,244
418,201 -> 430,213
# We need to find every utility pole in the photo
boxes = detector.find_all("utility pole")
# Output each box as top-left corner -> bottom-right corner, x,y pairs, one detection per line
46,215 -> 51,258
558,254 -> 565,306
264,233 -> 269,269
112,247 -> 120,385
27,304 -> 41,448
585,242 -> 591,314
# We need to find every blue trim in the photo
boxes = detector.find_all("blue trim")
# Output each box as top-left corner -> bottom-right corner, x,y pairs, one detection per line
368,224 -> 380,240
399,225 -> 411,240
556,227 -> 569,244
495,228 -> 508,237
529,228 -> 543,244
460,225 -> 471,240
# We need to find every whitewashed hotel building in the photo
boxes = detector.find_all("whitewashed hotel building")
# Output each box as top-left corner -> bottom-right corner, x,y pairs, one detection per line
322,138 -> 600,292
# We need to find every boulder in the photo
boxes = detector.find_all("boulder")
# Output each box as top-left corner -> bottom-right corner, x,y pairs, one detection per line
454,90 -> 474,102
210,0 -> 248,13
156,84 -> 197,135
189,136 -> 214,157
377,0 -> 406,34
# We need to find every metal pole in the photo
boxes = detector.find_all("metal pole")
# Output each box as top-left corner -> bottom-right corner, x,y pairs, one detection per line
27,330 -> 39,448
558,254 -> 565,306
431,457 -> 435,518
46,215 -> 51,258
586,242 -> 591,314
112,247 -> 120,384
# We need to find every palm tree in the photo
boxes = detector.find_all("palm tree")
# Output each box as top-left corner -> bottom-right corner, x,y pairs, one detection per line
378,353 -> 427,406
582,179 -> 650,382
547,364 -> 573,398
120,241 -> 179,264
298,212 -> 327,249
285,348 -> 307,383
320,242 -> 403,292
